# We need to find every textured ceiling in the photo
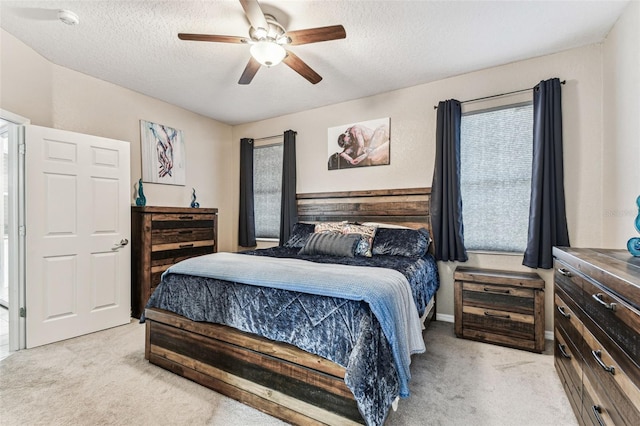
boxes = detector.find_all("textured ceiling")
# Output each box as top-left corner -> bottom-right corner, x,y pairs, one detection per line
0,0 -> 630,125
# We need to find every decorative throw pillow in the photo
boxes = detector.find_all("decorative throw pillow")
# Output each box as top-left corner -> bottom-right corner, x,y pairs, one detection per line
341,223 -> 377,257
372,227 -> 431,257
283,222 -> 316,248
298,232 -> 360,257
314,221 -> 347,234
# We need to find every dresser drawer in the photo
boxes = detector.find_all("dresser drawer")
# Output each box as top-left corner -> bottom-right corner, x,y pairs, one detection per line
554,292 -> 584,355
152,227 -> 215,245
579,277 -> 640,387
554,259 -> 585,308
580,321 -> 640,426
582,371 -> 620,426
554,326 -> 583,418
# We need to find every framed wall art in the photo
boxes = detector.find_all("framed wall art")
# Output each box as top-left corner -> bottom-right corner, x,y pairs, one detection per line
327,117 -> 390,170
140,119 -> 186,185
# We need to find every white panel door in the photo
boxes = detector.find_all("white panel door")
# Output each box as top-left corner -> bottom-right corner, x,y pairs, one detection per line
25,125 -> 130,348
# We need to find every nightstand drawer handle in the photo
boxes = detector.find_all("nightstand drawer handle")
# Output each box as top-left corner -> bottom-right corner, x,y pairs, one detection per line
558,343 -> 571,359
484,311 -> 510,319
179,215 -> 194,220
592,293 -> 617,311
179,243 -> 194,249
556,305 -> 571,318
592,350 -> 615,375
592,405 -> 605,426
483,287 -> 510,294
557,268 -> 572,277
178,230 -> 193,234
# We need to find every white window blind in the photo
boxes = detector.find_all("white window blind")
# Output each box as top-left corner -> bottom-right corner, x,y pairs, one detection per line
254,143 -> 283,239
460,103 -> 533,252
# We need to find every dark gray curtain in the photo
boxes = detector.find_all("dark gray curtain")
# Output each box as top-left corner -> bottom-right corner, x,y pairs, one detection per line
431,100 -> 468,262
238,138 -> 256,247
279,130 -> 297,245
523,78 -> 570,269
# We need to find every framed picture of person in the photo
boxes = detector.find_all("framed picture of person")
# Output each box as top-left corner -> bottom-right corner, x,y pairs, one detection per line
140,119 -> 186,185
327,117 -> 390,170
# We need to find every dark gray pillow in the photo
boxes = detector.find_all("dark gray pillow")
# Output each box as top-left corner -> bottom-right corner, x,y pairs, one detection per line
283,222 -> 316,248
298,233 -> 361,257
372,227 -> 431,257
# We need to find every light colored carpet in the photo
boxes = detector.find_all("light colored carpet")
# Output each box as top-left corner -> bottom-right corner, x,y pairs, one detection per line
0,320 -> 577,426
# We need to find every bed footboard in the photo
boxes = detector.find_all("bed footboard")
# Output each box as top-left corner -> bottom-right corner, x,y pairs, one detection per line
144,308 -> 365,425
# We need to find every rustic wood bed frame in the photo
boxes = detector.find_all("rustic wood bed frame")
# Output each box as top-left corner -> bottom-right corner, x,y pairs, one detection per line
144,187 -> 434,425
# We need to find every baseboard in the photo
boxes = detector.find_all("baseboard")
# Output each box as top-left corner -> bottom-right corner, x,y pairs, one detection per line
435,313 -> 454,323
435,313 -> 555,341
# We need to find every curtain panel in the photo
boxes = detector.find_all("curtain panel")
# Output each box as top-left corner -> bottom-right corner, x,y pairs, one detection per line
279,130 -> 298,245
523,78 -> 570,268
239,138 -> 256,247
431,99 -> 468,262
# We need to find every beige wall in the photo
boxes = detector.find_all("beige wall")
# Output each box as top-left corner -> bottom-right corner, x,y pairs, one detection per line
602,0 -> 640,248
0,29 -> 236,252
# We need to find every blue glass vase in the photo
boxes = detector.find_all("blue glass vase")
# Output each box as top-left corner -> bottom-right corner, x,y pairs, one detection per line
135,178 -> 146,207
627,195 -> 640,257
190,188 -> 200,208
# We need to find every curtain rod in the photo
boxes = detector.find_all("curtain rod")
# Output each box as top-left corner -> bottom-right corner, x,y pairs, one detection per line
253,134 -> 283,141
432,80 -> 566,110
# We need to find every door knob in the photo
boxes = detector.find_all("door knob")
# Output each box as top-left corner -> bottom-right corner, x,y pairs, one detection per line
113,239 -> 129,249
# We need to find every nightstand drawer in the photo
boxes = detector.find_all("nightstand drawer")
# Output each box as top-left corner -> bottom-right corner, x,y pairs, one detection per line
454,267 -> 545,352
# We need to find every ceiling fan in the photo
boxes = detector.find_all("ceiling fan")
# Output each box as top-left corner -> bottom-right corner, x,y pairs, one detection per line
178,0 -> 346,85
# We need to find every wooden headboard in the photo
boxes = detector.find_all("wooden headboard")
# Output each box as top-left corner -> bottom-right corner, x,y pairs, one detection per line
296,187 -> 431,231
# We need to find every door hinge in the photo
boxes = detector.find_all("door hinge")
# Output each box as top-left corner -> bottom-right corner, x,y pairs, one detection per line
19,307 -> 26,318
19,144 -> 25,156
19,225 -> 25,236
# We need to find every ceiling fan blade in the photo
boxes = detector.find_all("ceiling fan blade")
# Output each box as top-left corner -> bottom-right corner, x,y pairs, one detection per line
287,25 -> 346,45
283,51 -> 322,84
178,33 -> 247,44
238,57 -> 261,85
239,0 -> 268,30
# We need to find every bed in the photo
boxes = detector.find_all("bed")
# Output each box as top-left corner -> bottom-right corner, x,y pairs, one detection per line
143,188 -> 438,425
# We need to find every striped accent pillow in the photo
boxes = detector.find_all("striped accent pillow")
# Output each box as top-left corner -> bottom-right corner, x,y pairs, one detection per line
298,232 -> 360,257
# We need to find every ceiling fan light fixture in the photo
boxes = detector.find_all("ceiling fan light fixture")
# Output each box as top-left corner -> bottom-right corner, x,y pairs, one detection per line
250,40 -> 286,67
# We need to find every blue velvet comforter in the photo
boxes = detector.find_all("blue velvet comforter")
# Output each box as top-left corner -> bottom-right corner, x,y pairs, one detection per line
145,247 -> 439,425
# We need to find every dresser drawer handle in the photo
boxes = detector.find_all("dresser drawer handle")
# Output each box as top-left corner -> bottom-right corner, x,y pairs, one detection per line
592,293 -> 617,311
557,343 -> 571,359
556,305 -> 571,318
483,287 -> 510,294
591,405 -> 605,426
557,268 -> 572,277
178,230 -> 193,234
484,311 -> 510,319
179,243 -> 194,249
179,215 -> 194,220
591,350 -> 615,375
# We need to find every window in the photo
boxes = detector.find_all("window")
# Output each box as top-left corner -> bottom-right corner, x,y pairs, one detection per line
254,143 -> 283,239
460,102 -> 533,252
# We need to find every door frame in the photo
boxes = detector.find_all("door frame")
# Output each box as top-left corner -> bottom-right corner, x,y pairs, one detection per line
0,109 -> 29,351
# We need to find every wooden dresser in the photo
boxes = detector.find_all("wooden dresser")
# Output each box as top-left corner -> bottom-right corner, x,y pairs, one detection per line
553,247 -> 640,426
131,206 -> 218,318
454,267 -> 545,352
